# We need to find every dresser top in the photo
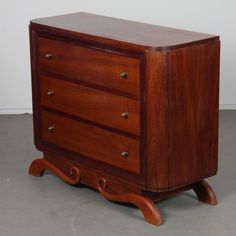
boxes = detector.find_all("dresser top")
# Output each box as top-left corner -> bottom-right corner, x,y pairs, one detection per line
31,12 -> 218,50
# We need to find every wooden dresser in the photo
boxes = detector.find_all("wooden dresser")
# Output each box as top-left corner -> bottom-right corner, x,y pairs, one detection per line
29,12 -> 220,225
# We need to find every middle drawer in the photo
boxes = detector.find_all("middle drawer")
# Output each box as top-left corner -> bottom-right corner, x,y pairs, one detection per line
40,75 -> 140,135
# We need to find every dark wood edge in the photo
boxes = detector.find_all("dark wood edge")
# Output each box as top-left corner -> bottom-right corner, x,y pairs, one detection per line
145,172 -> 218,193
143,179 -> 217,207
37,31 -> 143,58
29,27 -> 40,146
140,52 -> 147,190
30,22 -> 219,52
30,22 -> 148,52
30,22 -> 145,55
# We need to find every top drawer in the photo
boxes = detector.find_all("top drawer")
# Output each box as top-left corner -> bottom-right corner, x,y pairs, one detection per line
38,37 -> 141,97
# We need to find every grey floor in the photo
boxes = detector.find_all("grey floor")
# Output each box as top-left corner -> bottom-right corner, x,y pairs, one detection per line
0,111 -> 235,236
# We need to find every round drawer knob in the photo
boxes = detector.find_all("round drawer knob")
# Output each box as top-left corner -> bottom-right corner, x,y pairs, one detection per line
48,125 -> 55,132
121,151 -> 128,158
120,71 -> 128,79
121,112 -> 128,119
45,53 -> 52,60
47,90 -> 54,97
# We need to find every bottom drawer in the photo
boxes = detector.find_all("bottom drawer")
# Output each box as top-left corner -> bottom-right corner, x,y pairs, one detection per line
41,111 -> 140,174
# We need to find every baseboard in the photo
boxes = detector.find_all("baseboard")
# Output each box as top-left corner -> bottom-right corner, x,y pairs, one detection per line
219,104 -> 236,110
0,108 -> 32,114
0,105 -> 235,114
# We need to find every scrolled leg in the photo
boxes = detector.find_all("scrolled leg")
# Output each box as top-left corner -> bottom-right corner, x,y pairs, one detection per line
97,177 -> 163,226
29,158 -> 80,185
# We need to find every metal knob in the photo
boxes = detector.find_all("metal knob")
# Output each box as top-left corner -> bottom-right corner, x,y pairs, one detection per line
120,71 -> 128,79
121,112 -> 128,119
48,125 -> 55,132
47,90 -> 54,97
45,53 -> 52,60
121,151 -> 128,158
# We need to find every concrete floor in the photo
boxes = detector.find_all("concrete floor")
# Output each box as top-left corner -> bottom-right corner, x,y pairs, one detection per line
0,111 -> 235,236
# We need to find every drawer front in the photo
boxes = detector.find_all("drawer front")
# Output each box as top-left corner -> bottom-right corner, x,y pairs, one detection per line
38,37 -> 140,97
40,75 -> 140,135
41,111 -> 140,174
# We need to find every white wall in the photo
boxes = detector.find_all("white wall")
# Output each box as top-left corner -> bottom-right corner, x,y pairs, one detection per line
0,0 -> 235,114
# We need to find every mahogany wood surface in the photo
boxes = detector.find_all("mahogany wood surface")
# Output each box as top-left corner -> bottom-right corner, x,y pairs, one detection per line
40,75 -> 140,135
167,40 -> 220,188
98,177 -> 163,226
41,111 -> 140,174
29,12 -> 220,225
45,153 -> 141,194
38,36 -> 140,97
29,154 -> 217,225
193,180 -> 217,205
145,40 -> 220,191
145,50 -> 169,190
29,158 -> 81,185
32,12 -> 218,50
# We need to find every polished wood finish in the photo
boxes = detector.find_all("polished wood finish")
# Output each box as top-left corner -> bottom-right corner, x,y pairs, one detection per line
40,75 -> 140,135
167,41 -> 220,189
45,153 -> 141,194
29,12 -> 220,225
98,177 -> 163,225
38,36 -> 140,97
31,12 -> 218,50
29,154 -> 217,225
145,50 -> 169,189
29,158 -> 81,185
145,40 -> 220,191
41,111 -> 140,174
193,180 -> 217,205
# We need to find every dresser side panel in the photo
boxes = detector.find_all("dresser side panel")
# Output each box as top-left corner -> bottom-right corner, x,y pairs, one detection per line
145,50 -> 169,190
168,40 -> 220,188
29,26 -> 41,147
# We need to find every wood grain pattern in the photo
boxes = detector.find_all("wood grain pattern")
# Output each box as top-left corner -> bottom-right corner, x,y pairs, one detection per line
144,39 -> 220,191
45,153 -> 142,193
167,40 -> 220,189
29,12 -> 220,225
38,36 -> 140,97
41,111 -> 140,174
29,158 -> 81,185
31,12 -> 218,50
145,50 -> 169,190
29,154 -> 216,226
43,154 -> 162,225
98,177 -> 163,225
40,75 -> 140,135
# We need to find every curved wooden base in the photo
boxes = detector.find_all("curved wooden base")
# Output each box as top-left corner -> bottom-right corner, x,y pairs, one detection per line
29,157 -> 217,226
193,180 -> 217,205
29,158 -> 80,185
97,177 -> 163,225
